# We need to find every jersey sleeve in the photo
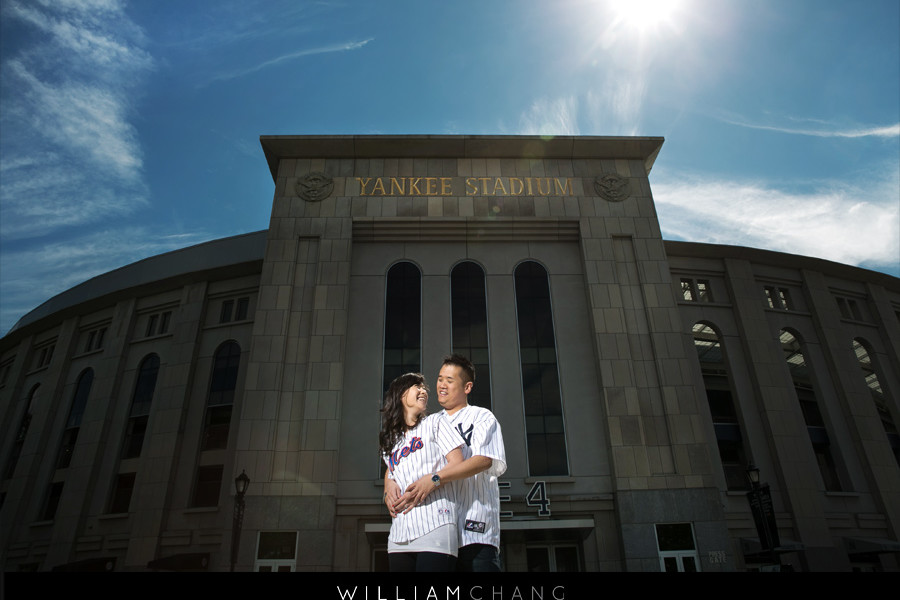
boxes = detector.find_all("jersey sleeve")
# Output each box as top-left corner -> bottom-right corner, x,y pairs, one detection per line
435,415 -> 464,459
470,411 -> 507,477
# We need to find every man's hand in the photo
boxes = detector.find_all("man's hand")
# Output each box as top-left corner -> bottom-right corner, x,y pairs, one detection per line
393,474 -> 437,514
384,478 -> 401,518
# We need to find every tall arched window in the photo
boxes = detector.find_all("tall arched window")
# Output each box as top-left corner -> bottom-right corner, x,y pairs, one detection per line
56,369 -> 94,469
383,262 -> 421,395
853,339 -> 900,467
201,342 -> 241,450
515,261 -> 567,476
122,354 -> 160,459
692,323 -> 749,490
451,261 -> 492,410
780,329 -> 843,491
4,384 -> 38,479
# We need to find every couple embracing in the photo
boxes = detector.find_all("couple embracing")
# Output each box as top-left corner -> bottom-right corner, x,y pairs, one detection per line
379,354 -> 507,572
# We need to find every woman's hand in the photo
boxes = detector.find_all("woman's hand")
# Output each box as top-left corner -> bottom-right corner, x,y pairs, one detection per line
384,478 -> 401,518
394,475 -> 435,514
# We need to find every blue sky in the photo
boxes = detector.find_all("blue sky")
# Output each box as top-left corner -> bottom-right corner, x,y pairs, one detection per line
1,0 -> 898,336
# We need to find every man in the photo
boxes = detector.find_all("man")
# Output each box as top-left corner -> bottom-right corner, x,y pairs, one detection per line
385,354 -> 507,571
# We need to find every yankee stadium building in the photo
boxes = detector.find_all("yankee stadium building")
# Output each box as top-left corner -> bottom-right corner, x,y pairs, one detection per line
1,135 -> 899,572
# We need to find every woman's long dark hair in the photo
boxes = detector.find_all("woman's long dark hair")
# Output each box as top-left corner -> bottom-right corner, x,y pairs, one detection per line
379,372 -> 428,456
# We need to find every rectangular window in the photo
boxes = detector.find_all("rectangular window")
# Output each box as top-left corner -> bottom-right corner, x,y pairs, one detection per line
836,296 -> 865,321
255,532 -> 298,572
680,278 -> 713,303
121,415 -> 149,459
526,544 -> 579,572
41,482 -> 64,521
82,326 -> 107,353
656,523 -> 700,572
235,297 -> 250,321
696,280 -> 712,302
145,310 -> 173,337
108,473 -> 136,514
191,465 -> 223,507
201,405 -> 233,450
219,299 -> 235,323
764,286 -> 792,310
34,344 -> 55,370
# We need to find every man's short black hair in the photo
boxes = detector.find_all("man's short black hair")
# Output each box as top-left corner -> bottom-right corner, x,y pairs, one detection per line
442,353 -> 475,385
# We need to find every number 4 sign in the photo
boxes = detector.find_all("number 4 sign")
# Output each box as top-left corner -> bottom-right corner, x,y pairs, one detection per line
526,481 -> 551,516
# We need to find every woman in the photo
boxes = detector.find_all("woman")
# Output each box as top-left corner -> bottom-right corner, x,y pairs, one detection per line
379,372 -> 463,571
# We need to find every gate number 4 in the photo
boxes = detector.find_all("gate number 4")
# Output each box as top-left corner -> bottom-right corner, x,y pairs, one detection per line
526,481 -> 551,516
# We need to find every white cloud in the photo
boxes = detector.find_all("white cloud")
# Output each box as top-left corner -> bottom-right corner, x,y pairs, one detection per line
0,1 -> 152,234
206,38 -> 375,84
0,227 -> 217,335
518,96 -> 581,135
653,168 -> 900,271
715,112 -> 900,140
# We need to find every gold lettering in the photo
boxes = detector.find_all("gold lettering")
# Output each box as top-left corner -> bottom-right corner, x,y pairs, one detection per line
555,178 -> 573,195
357,177 -> 373,195
356,176 -> 572,197
389,177 -> 405,195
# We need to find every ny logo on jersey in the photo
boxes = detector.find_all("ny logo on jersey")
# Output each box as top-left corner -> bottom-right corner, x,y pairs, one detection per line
456,423 -> 473,447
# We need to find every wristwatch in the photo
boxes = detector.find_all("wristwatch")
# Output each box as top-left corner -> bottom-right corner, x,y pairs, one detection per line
431,473 -> 441,487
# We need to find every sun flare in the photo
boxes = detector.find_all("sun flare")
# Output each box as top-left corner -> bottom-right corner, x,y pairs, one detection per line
608,0 -> 684,32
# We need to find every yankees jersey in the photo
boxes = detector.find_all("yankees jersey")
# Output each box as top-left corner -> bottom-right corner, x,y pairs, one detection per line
383,413 -> 462,545
442,404 -> 507,549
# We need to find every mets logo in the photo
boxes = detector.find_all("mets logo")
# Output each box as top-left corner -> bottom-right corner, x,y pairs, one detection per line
296,172 -> 334,202
388,436 -> 423,473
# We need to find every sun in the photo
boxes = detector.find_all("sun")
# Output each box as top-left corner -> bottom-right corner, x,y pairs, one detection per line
608,0 -> 684,33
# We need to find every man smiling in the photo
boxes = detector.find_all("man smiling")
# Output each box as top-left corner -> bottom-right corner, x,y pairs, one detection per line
388,354 -> 507,572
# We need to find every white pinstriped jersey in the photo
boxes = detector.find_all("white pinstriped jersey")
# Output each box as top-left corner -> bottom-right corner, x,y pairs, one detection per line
383,413 -> 462,545
442,404 -> 507,549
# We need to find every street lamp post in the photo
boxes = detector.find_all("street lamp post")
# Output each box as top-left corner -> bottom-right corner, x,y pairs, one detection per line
230,470 -> 250,572
745,464 -> 780,569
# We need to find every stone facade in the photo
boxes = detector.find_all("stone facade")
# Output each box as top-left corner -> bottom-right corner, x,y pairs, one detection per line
1,136 -> 898,572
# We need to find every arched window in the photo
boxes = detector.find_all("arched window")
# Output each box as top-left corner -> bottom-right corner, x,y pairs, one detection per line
201,342 -> 241,450
382,262 -> 421,395
122,354 -> 160,459
853,339 -> 900,467
4,384 -> 38,479
56,369 -> 94,469
515,261 -> 567,476
451,261 -> 492,410
780,329 -> 842,491
692,323 -> 749,490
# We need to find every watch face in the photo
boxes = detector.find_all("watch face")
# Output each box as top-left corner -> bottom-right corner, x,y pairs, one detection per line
432,474 -> 440,486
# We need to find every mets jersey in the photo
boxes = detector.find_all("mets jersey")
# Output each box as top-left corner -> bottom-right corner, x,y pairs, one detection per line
442,404 -> 507,549
383,413 -> 462,544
